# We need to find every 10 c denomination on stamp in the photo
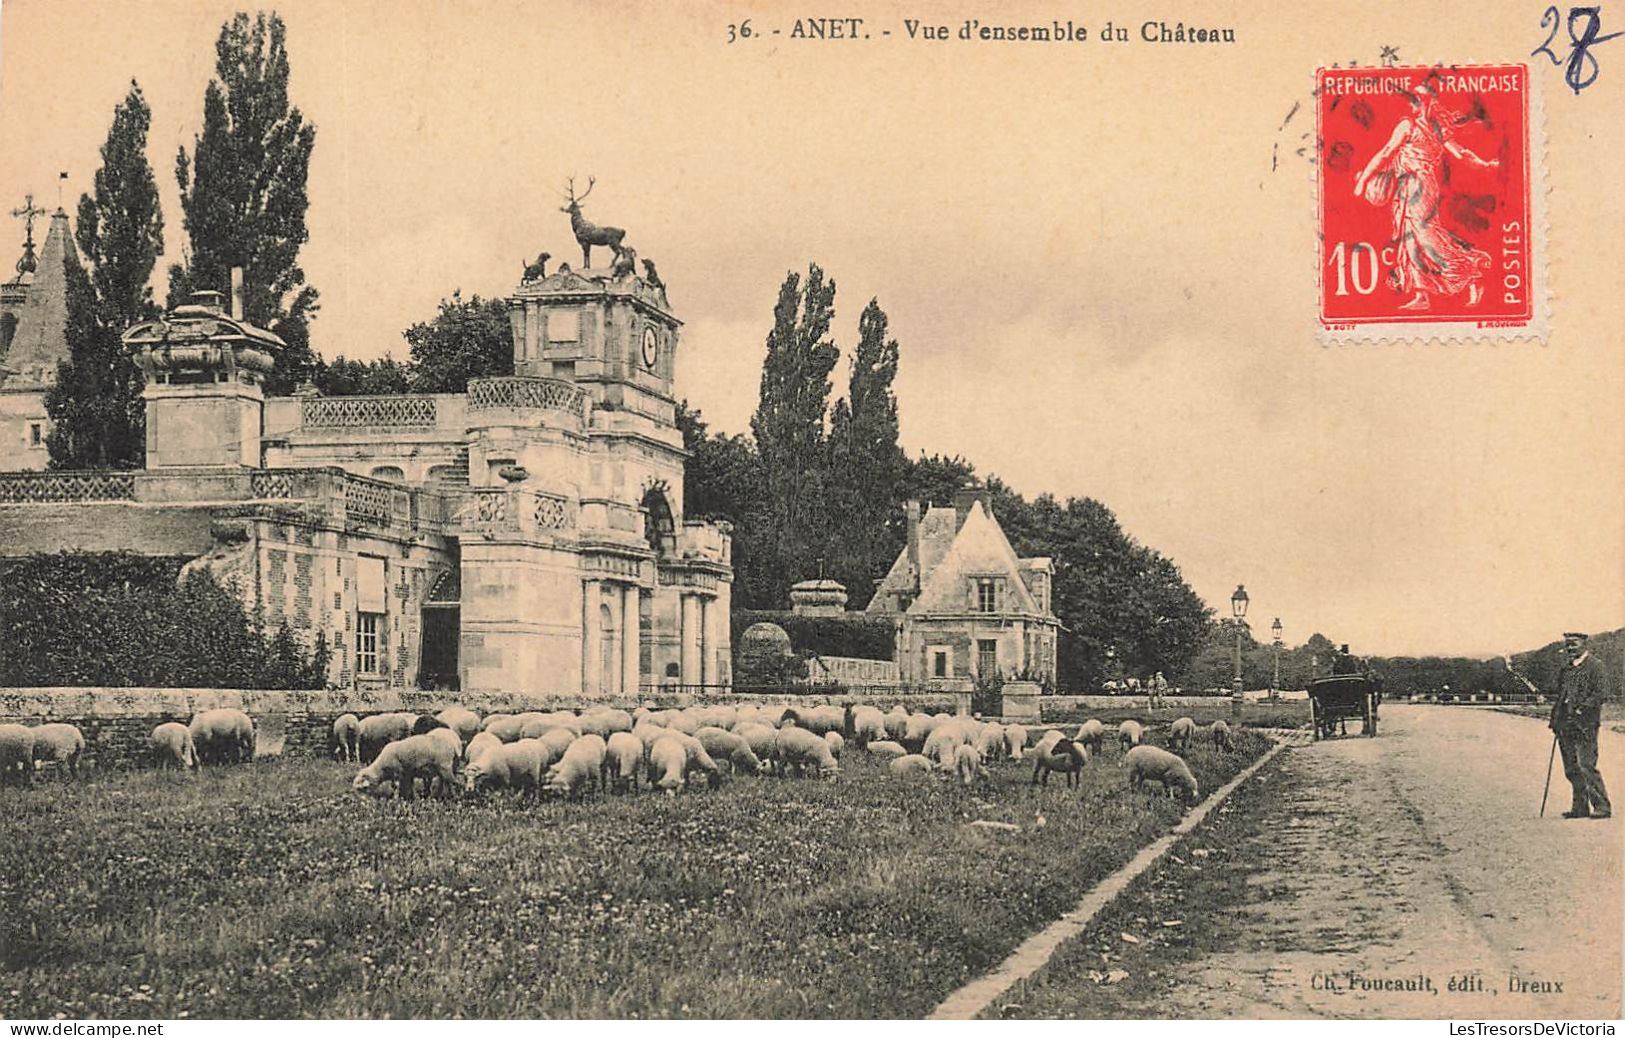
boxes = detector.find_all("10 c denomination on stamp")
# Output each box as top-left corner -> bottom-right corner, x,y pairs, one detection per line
1316,64 -> 1546,342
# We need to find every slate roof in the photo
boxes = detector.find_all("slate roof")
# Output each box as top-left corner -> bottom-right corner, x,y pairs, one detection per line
0,209 -> 75,390
868,499 -> 1050,618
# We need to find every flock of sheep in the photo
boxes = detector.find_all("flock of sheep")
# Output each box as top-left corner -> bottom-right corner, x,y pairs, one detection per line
0,702 -> 1238,805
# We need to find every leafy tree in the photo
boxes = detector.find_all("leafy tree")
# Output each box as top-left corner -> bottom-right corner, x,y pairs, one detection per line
749,265 -> 839,605
677,402 -> 778,608
404,291 -> 513,393
170,11 -> 318,394
310,355 -> 412,396
45,82 -> 162,470
825,298 -> 905,609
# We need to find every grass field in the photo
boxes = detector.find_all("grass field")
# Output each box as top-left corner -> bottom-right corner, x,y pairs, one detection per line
1042,700 -> 1311,730
0,730 -> 1269,1019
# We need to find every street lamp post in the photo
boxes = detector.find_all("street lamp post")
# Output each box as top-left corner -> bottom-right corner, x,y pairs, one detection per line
1271,617 -> 1283,702
1230,584 -> 1248,717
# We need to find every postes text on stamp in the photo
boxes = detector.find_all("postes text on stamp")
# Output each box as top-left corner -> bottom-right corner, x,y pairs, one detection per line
1317,64 -> 1543,341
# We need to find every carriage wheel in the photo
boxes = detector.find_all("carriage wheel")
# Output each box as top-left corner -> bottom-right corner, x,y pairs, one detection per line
1310,698 -> 1321,741
1364,694 -> 1377,737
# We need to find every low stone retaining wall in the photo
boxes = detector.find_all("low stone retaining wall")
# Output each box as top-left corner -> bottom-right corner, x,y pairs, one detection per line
0,686 -> 964,769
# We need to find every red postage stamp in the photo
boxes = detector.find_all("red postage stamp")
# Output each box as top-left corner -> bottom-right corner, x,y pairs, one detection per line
1316,64 -> 1545,341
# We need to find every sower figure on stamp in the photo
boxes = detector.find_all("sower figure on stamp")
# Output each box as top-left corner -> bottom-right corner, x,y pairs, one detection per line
1550,631 -> 1612,819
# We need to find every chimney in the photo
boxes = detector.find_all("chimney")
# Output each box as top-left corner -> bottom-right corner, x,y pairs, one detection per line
905,500 -> 921,591
953,479 -> 991,532
230,267 -> 245,321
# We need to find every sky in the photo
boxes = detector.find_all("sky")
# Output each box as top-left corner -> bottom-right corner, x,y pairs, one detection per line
1,0 -> 1621,657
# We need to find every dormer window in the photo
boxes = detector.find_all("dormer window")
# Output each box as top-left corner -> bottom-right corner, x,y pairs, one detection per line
976,578 -> 998,613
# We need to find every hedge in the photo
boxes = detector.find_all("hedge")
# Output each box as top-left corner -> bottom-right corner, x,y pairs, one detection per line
731,609 -> 896,662
1,551 -> 328,689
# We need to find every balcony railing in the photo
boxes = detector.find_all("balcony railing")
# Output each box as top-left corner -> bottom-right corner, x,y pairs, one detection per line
466,376 -> 588,422
0,470 -> 137,503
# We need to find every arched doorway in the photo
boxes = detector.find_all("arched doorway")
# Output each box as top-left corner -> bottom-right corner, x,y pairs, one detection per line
599,602 -> 617,697
419,568 -> 460,690
641,487 -> 675,556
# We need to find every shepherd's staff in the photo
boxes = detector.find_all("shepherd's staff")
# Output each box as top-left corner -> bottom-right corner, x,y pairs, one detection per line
1504,655 -> 1558,817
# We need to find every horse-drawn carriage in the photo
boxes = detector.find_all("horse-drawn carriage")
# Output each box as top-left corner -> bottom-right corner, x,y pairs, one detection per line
1307,674 -> 1380,739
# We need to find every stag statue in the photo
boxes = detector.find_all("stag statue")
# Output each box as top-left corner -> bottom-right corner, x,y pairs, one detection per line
521,251 -> 551,282
560,177 -> 626,269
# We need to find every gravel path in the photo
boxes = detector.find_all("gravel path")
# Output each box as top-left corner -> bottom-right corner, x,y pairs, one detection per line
996,705 -> 1622,1019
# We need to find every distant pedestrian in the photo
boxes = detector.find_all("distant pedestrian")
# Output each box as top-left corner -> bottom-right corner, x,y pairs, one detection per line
1550,632 -> 1611,819
1332,644 -> 1361,676
1150,671 -> 1168,710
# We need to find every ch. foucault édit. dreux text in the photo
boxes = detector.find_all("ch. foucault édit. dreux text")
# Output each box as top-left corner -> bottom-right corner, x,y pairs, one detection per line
765,16 -> 1236,44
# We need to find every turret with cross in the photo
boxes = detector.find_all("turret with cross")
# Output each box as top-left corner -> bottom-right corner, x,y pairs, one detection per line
9,194 -> 47,276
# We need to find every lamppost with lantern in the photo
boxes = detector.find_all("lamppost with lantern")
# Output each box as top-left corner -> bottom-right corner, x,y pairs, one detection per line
1230,584 -> 1248,715
1270,617 -> 1283,701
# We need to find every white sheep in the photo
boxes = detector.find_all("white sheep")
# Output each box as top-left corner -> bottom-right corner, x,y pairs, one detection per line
647,735 -> 688,794
482,715 -> 525,744
733,723 -> 779,773
189,708 -> 255,765
865,739 -> 907,758
581,708 -> 634,738
0,724 -> 34,786
434,707 -> 481,745
464,730 -> 503,767
1123,744 -> 1200,802
480,712 -> 515,733
922,729 -> 962,768
353,733 -> 457,799
665,711 -> 700,736
1073,719 -> 1105,757
1210,719 -> 1235,751
903,712 -> 937,751
149,721 -> 197,770
694,726 -> 762,775
1004,723 -> 1030,760
953,743 -> 989,786
850,706 -> 887,747
883,705 -> 910,742
774,725 -> 839,779
1031,735 -> 1089,788
463,738 -> 548,798
1118,719 -> 1145,751
1167,717 -> 1197,752
32,723 -> 86,779
606,731 -> 645,792
889,753 -> 937,778
823,731 -> 845,760
331,714 -> 361,762
357,712 -> 415,762
975,722 -> 1008,763
543,733 -> 608,797
783,705 -> 844,735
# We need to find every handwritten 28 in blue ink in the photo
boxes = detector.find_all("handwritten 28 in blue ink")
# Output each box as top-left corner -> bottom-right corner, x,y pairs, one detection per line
1533,6 -> 1623,94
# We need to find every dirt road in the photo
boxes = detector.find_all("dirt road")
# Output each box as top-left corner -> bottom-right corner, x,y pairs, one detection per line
998,706 -> 1622,1019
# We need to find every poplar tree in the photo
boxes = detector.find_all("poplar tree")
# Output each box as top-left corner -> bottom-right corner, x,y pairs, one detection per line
45,81 -> 162,470
826,298 -> 904,608
170,11 -> 318,394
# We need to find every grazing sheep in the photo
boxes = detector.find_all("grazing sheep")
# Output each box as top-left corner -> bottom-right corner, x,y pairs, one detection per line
483,715 -> 526,744
421,727 -> 465,796
733,723 -> 779,773
694,727 -> 762,775
580,708 -> 634,738
631,706 -> 654,727
784,705 -> 845,736
1210,719 -> 1235,751
889,753 -> 937,778
358,712 -> 415,762
537,727 -> 577,762
543,733 -> 608,797
353,733 -> 457,800
149,722 -> 197,770
662,730 -> 724,787
975,722 -> 1008,763
189,708 -> 255,765
953,743 -> 989,786
480,712 -> 515,732
647,736 -> 688,793
32,723 -> 87,778
1118,719 -> 1145,751
411,714 -> 451,738
0,724 -> 35,786
1167,717 -> 1197,752
331,714 -> 361,762
1123,744 -> 1200,802
922,729 -> 962,768
665,711 -> 700,736
1031,729 -> 1065,759
463,738 -> 548,798
1031,736 -> 1090,788
464,730 -> 503,767
866,740 -> 908,758
823,731 -> 844,760
883,705 -> 910,742
1073,719 -> 1105,757
435,707 -> 481,745
1004,723 -> 1030,760
606,731 -> 645,792
849,706 -> 886,748
903,712 -> 937,751
775,726 -> 840,779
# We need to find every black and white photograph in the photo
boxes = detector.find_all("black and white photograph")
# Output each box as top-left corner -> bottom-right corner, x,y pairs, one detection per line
0,0 -> 1620,1024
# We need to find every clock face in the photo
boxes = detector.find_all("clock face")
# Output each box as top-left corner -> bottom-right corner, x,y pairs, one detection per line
641,327 -> 659,370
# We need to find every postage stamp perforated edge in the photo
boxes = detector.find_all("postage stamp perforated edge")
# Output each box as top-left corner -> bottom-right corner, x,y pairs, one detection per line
1313,62 -> 1550,346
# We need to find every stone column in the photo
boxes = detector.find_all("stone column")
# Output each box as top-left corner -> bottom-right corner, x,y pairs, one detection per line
679,593 -> 701,691
622,584 -> 640,699
582,579 -> 601,697
700,596 -> 718,688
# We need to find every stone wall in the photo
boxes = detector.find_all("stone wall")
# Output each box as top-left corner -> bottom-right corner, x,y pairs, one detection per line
0,685 -> 963,770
